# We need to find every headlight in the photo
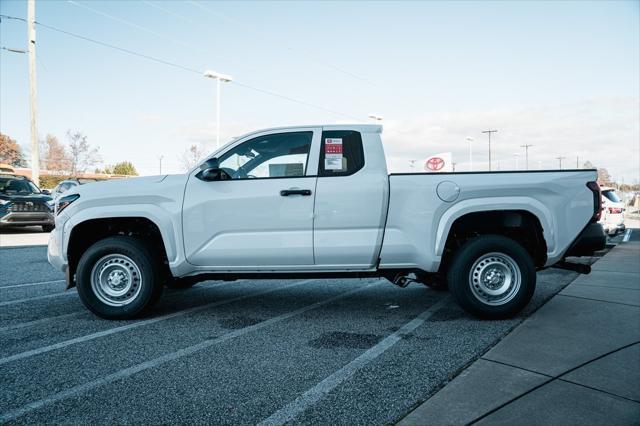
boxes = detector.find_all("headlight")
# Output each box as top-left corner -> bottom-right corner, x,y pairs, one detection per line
56,194 -> 80,215
46,200 -> 55,209
0,199 -> 10,207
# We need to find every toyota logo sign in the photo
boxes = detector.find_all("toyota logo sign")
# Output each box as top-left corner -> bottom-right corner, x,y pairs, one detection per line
425,157 -> 445,171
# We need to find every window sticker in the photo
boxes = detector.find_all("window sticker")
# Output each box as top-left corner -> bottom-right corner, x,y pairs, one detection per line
324,138 -> 343,170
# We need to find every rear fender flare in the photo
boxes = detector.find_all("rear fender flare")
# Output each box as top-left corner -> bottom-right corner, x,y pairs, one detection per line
435,197 -> 554,257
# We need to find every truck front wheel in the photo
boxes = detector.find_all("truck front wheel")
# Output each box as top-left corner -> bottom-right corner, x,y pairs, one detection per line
76,236 -> 163,319
447,235 -> 536,319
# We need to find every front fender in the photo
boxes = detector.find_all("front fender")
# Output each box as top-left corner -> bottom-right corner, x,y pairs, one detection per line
63,204 -> 181,266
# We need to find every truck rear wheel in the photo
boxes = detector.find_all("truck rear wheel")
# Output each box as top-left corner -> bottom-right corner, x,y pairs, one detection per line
76,236 -> 163,319
447,235 -> 535,319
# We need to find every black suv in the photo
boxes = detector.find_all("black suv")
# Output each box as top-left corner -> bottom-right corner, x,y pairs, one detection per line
0,174 -> 55,232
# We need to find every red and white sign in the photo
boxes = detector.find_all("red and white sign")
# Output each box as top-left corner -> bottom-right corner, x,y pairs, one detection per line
325,138 -> 343,170
424,152 -> 453,172
325,138 -> 343,154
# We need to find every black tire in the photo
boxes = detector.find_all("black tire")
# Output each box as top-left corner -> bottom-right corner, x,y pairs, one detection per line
76,236 -> 163,319
165,277 -> 198,289
42,224 -> 55,232
447,235 -> 536,319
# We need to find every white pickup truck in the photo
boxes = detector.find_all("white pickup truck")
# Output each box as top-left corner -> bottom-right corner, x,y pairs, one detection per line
48,125 -> 606,320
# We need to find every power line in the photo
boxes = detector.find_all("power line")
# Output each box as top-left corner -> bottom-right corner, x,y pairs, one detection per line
0,14 -> 362,120
185,0 -> 375,86
233,81 -> 362,121
38,20 -> 204,74
67,0 -> 204,54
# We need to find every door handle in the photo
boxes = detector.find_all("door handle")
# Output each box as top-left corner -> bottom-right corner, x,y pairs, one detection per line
280,189 -> 312,196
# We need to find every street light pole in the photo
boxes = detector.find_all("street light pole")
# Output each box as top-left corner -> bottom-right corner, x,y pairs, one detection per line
556,156 -> 566,169
481,130 -> 498,171
158,155 -> 164,175
520,144 -> 533,170
466,137 -> 474,171
28,0 -> 39,185
203,70 -> 233,149
216,77 -> 220,148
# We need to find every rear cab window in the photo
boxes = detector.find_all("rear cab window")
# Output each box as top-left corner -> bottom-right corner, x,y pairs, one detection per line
318,130 -> 364,177
602,190 -> 621,203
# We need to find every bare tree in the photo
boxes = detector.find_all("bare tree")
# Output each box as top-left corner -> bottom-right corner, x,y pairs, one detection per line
66,130 -> 100,176
181,144 -> 205,171
40,134 -> 70,173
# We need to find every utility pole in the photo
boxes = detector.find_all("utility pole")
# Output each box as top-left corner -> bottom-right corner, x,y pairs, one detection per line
556,156 -> 566,169
576,155 -> 579,168
28,0 -> 39,186
482,130 -> 497,171
520,144 -> 533,170
158,155 -> 164,175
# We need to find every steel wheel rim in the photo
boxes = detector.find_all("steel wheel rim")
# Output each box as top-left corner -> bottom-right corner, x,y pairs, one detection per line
90,254 -> 142,307
469,252 -> 521,306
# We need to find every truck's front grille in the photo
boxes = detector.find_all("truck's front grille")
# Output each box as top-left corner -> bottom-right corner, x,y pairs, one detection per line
10,202 -> 48,212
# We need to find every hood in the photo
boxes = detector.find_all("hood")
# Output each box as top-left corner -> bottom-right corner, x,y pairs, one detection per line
66,174 -> 192,205
72,175 -> 167,195
0,192 -> 53,203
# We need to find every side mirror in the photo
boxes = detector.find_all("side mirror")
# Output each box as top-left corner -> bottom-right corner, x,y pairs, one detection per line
41,189 -> 51,195
198,158 -> 222,181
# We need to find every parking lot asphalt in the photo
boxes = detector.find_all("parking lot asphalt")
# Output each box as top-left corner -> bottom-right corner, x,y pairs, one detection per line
0,244 -> 607,425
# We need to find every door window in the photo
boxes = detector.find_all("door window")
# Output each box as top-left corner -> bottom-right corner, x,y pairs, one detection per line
318,131 -> 365,177
217,132 -> 313,179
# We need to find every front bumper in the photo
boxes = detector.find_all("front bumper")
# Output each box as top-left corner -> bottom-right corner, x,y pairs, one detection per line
0,211 -> 54,227
47,223 -> 67,272
565,222 -> 607,257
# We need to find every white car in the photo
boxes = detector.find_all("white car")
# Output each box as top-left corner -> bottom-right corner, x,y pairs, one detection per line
48,124 -> 606,320
599,187 -> 625,235
51,179 -> 98,201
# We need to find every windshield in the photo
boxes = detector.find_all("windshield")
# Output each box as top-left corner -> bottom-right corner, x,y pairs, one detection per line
602,190 -> 621,203
0,177 -> 41,195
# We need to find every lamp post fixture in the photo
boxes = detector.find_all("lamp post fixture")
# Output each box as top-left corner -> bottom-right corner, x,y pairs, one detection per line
466,137 -> 475,171
368,114 -> 383,122
203,70 -> 233,149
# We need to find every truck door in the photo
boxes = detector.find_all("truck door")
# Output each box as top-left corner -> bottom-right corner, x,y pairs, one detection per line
183,128 -> 321,268
312,129 -> 389,268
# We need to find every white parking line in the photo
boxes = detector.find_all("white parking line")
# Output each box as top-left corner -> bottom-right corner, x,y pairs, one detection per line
623,229 -> 632,242
0,281 -> 233,334
0,312 -> 84,334
0,279 -> 315,366
258,296 -> 450,426
0,281 -> 379,423
0,291 -> 76,307
0,279 -> 65,290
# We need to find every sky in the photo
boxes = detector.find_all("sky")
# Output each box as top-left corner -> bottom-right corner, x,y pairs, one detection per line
1,0 -> 639,181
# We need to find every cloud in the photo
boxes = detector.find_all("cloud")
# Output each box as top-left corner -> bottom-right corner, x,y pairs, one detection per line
382,98 -> 639,182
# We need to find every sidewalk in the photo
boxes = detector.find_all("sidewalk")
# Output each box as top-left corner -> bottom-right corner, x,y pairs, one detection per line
399,235 -> 640,425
